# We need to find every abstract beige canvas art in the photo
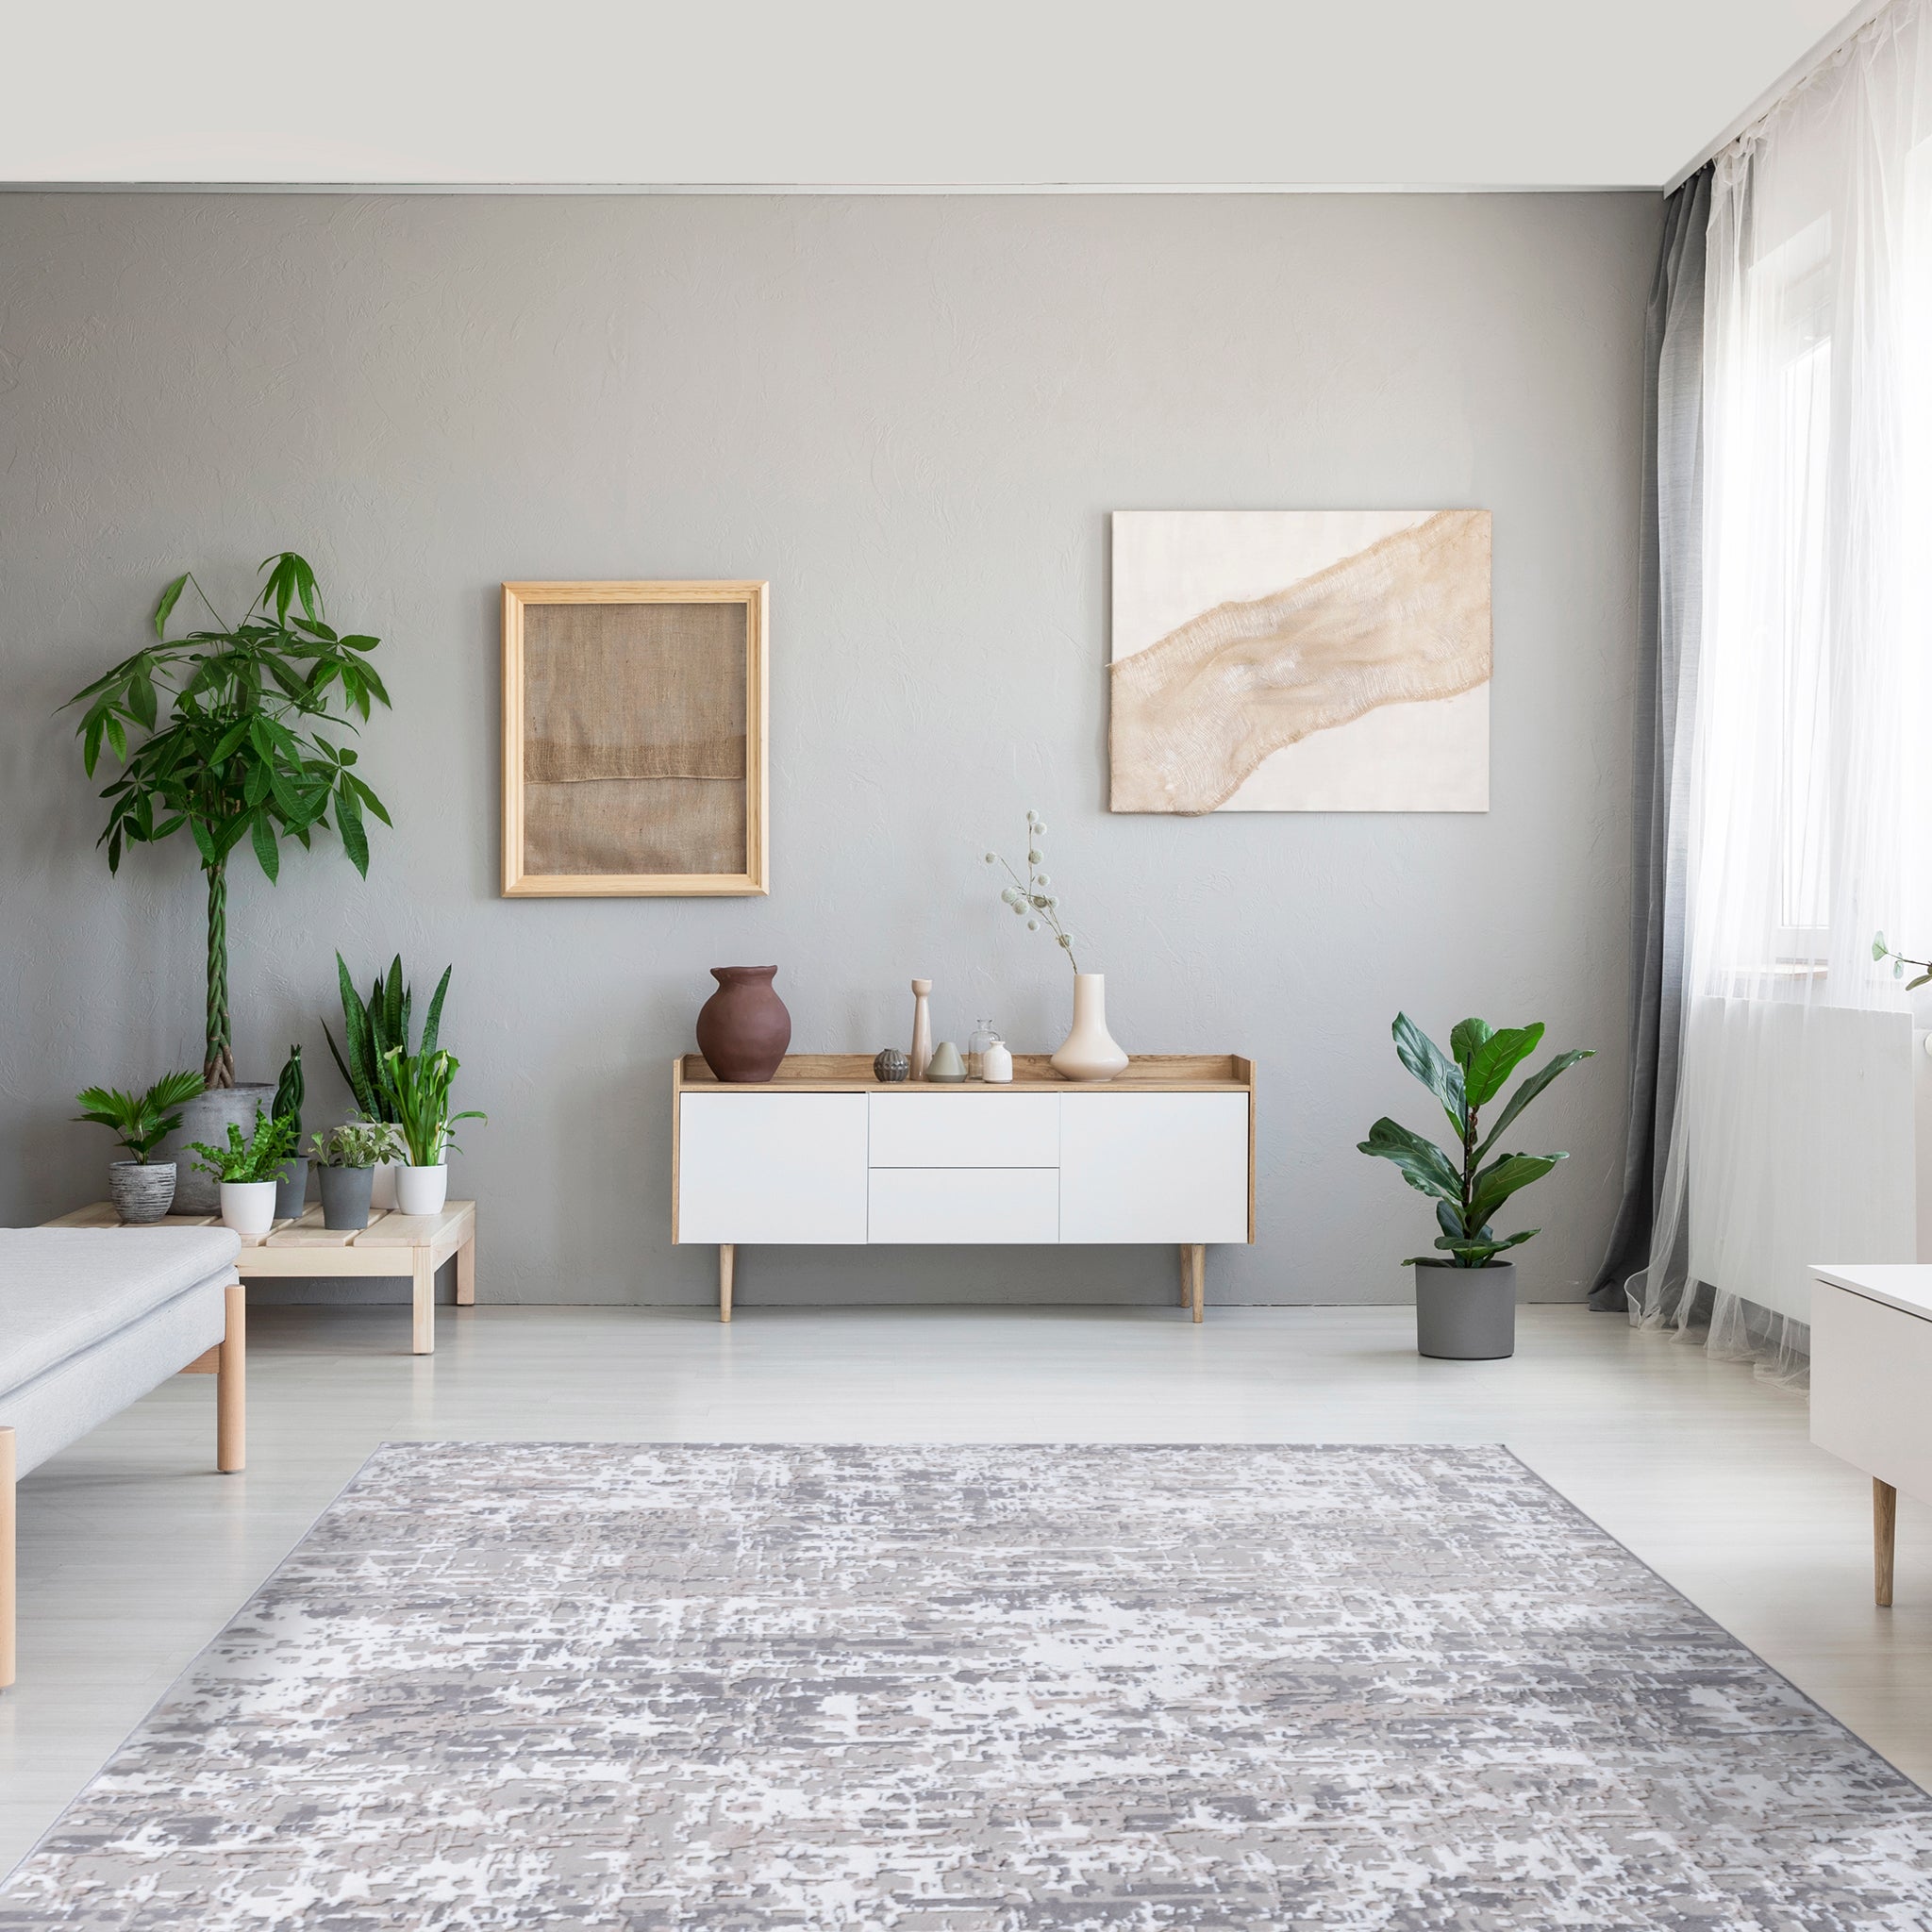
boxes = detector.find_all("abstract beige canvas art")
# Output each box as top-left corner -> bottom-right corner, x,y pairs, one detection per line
1109,510 -> 1491,813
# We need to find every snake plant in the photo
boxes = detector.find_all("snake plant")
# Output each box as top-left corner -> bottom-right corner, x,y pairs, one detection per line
1358,1015 -> 1592,1268
324,953 -> 450,1123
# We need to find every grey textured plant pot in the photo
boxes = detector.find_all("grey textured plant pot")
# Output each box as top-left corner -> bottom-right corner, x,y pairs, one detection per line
274,1156 -> 309,1221
108,1160 -> 175,1224
161,1083 -> 274,1214
318,1163 -> 375,1231
1413,1260 -> 1517,1360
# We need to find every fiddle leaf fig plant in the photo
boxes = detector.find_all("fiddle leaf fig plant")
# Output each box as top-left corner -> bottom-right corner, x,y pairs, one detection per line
64,553 -> 392,1089
1358,1014 -> 1593,1268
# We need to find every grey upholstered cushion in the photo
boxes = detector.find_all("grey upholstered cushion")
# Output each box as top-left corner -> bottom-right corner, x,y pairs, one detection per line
2,1284 -> 227,1476
0,1227 -> 241,1392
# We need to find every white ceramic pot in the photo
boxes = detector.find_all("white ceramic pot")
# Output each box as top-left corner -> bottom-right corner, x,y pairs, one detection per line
370,1160 -> 401,1210
218,1179 -> 279,1237
396,1164 -> 448,1214
1051,973 -> 1128,1083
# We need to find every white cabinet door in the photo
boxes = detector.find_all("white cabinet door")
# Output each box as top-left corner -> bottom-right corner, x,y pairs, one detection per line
678,1094 -> 868,1243
1058,1093 -> 1249,1244
868,1169 -> 1060,1243
1810,1281 -> 1932,1505
868,1092 -> 1060,1167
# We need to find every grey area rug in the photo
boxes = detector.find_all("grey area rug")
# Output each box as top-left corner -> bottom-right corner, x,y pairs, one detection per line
4,1443 -> 1931,1931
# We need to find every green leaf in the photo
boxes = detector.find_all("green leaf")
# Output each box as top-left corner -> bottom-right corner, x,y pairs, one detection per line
347,774 -> 392,826
1469,1151 -> 1564,1227
125,673 -> 158,730
189,816 -> 219,866
380,957 -> 406,1056
250,809 -> 280,882
1909,974 -> 1932,991
1449,1018 -> 1494,1071
420,965 -> 452,1056
1391,1013 -> 1467,1134
104,714 -> 127,762
335,780 -> 370,876
1474,1048 -> 1595,1159
1358,1116 -> 1463,1206
335,953 -> 382,1116
1874,933 -> 1890,960
1462,1023 -> 1545,1108
153,574 -> 189,639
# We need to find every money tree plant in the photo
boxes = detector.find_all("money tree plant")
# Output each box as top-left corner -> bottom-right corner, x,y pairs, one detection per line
1359,1015 -> 1592,1268
65,553 -> 392,1089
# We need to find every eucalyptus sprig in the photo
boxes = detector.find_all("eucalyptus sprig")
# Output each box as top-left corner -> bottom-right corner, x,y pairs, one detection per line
1873,932 -> 1932,991
983,809 -> 1080,972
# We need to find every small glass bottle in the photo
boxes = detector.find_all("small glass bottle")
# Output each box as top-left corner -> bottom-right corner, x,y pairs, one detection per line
968,1019 -> 1000,1079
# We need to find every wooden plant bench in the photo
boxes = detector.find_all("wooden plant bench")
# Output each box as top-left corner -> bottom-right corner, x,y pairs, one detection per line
46,1202 -> 477,1356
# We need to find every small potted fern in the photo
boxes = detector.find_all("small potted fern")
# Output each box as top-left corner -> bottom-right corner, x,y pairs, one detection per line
191,1106 -> 300,1237
74,1071 -> 204,1223
1359,1015 -> 1591,1359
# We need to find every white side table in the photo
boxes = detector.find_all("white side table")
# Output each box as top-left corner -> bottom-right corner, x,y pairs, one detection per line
1810,1263 -> 1932,1606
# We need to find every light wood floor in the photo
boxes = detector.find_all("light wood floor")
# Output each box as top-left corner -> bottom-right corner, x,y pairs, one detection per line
3,1301 -> 1927,1870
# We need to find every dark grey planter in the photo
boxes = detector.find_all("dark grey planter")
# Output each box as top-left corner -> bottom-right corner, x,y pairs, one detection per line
274,1156 -> 309,1220
319,1162 -> 375,1230
1413,1260 -> 1517,1360
161,1083 -> 275,1214
108,1160 -> 176,1224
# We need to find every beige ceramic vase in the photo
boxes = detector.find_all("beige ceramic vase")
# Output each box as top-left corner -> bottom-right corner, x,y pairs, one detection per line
1051,973 -> 1128,1082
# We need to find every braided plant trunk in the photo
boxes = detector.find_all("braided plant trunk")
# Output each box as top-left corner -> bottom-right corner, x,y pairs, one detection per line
203,857 -> 234,1089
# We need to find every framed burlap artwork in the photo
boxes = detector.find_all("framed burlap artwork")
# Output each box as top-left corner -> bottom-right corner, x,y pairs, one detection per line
501,581 -> 769,896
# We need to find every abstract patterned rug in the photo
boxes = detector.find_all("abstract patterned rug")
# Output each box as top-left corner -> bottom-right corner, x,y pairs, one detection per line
4,1442 -> 1931,1929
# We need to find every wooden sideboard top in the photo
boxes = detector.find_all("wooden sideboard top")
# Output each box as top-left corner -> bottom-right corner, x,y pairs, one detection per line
674,1052 -> 1255,1093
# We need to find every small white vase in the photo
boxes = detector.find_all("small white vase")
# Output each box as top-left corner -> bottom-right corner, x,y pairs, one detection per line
1051,973 -> 1128,1083
218,1179 -> 279,1237
396,1164 -> 449,1214
370,1160 -> 401,1210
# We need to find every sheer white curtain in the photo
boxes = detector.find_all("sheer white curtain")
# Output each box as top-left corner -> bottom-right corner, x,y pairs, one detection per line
1634,0 -> 1932,1374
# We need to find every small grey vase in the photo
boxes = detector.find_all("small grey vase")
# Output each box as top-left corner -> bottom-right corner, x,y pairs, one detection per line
318,1163 -> 375,1231
108,1160 -> 175,1224
274,1156 -> 309,1220
873,1048 -> 910,1084
1413,1260 -> 1517,1360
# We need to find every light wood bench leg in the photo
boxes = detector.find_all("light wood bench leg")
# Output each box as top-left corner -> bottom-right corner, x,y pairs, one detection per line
217,1283 -> 246,1474
1178,1245 -> 1191,1307
1,1426 -> 14,1690
1876,1477 -> 1897,1607
412,1251 -> 436,1355
720,1244 -> 734,1324
1189,1244 -> 1206,1324
456,1234 -> 476,1307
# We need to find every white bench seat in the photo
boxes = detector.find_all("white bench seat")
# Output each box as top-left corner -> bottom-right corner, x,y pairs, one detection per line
0,1225 -> 244,1688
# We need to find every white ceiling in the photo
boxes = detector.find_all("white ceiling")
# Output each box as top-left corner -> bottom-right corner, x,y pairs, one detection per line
3,0 -> 1875,192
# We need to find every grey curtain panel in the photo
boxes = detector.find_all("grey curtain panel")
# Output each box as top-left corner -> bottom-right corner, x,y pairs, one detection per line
1590,167 -> 1711,1313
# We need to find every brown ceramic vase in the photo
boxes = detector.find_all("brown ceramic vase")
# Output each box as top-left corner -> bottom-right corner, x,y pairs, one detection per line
695,966 -> 792,1082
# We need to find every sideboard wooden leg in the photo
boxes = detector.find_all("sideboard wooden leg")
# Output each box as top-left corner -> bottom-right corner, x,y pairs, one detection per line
720,1244 -> 735,1324
456,1233 -> 476,1307
1189,1244 -> 1207,1324
1875,1477 -> 1897,1607
1177,1245 -> 1191,1307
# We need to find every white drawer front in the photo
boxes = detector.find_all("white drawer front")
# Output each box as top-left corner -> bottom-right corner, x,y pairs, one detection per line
868,1168 -> 1059,1244
1810,1278 -> 1932,1506
1058,1092 -> 1250,1244
679,1093 -> 867,1243
868,1092 -> 1060,1168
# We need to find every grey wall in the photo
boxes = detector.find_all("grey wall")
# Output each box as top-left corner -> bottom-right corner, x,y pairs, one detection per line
0,191 -> 1657,1307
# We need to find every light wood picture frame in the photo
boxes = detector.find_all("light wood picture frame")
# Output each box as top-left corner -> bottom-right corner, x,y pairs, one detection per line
501,580 -> 769,897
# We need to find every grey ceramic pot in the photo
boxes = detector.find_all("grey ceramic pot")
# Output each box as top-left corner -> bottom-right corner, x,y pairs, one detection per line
162,1083 -> 274,1214
108,1160 -> 176,1224
274,1156 -> 309,1220
318,1162 -> 375,1231
1413,1260 -> 1517,1360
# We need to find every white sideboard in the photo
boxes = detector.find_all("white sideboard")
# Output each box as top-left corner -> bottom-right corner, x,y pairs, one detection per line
1810,1263 -> 1932,1606
673,1054 -> 1256,1322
